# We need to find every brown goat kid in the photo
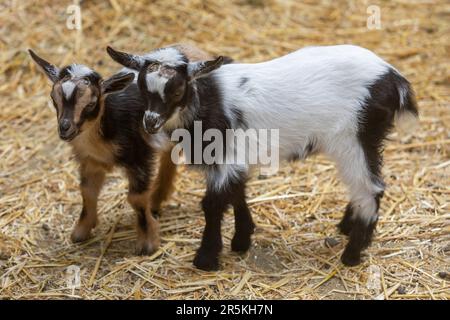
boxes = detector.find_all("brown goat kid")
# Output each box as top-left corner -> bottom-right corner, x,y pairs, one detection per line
29,45 -> 212,255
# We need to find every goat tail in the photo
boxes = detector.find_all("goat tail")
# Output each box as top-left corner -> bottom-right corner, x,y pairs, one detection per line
393,70 -> 419,133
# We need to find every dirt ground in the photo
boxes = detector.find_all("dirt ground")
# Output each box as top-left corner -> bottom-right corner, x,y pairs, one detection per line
0,0 -> 448,299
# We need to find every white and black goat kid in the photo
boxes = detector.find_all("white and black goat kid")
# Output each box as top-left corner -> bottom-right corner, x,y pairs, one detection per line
107,45 -> 418,270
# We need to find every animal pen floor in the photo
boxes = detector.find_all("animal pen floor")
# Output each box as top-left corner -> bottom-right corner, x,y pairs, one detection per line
0,0 -> 448,300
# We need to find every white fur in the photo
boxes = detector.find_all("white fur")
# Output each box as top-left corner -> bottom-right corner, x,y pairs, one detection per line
117,67 -> 168,100
60,64 -> 95,99
61,80 -> 76,100
206,164 -> 248,191
145,110 -> 161,119
144,47 -> 186,67
146,71 -> 168,101
208,45 -> 394,222
68,64 -> 93,78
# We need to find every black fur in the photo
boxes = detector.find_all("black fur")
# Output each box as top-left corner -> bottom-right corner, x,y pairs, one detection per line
221,56 -> 234,65
174,73 -> 231,166
288,137 -> 317,162
163,73 -> 256,271
341,215 -> 379,266
238,77 -> 249,88
101,84 -> 155,193
287,152 -> 300,162
230,108 -> 247,129
230,180 -> 255,253
357,68 -> 417,181
305,137 -> 317,156
337,203 -> 354,236
340,68 -> 418,266
193,171 -> 253,271
338,190 -> 383,238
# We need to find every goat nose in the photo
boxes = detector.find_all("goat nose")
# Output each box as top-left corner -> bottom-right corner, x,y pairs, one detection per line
59,119 -> 71,132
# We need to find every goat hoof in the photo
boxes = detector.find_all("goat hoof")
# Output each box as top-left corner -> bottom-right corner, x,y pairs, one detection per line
341,249 -> 361,266
70,225 -> 92,243
135,238 -> 159,256
231,234 -> 252,253
193,252 -> 219,271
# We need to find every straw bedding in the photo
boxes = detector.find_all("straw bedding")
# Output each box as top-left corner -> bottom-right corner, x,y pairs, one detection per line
0,0 -> 448,299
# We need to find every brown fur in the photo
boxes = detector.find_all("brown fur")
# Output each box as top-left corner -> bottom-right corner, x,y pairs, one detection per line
70,108 -> 116,166
68,99 -> 173,252
172,43 -> 213,61
71,159 -> 106,242
50,83 -> 64,116
150,144 -> 177,213
73,84 -> 98,124
128,191 -> 160,254
30,45 -> 216,255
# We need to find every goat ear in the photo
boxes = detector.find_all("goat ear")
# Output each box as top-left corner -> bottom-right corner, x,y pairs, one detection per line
28,49 -> 60,83
101,72 -> 135,95
106,46 -> 145,71
187,56 -> 224,81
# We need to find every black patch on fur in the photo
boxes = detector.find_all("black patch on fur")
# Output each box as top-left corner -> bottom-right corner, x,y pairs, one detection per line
288,152 -> 300,162
341,214 -> 379,266
221,56 -> 234,65
172,73 -> 231,167
305,138 -> 317,156
80,176 -> 88,187
238,77 -> 249,88
374,190 -> 384,211
357,68 -> 417,182
344,68 -> 418,266
230,178 -> 255,253
61,85 -> 77,114
230,108 -> 247,128
338,203 -> 354,236
101,83 -> 155,192
339,190 -> 384,251
151,209 -> 160,219
80,100 -> 101,123
345,68 -> 418,266
127,168 -> 150,194
340,191 -> 384,266
288,138 -> 317,162
57,66 -> 73,81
